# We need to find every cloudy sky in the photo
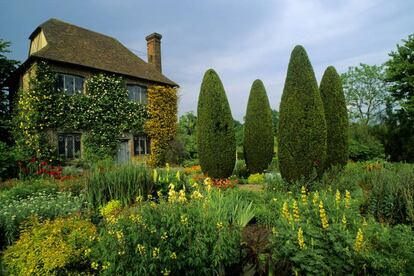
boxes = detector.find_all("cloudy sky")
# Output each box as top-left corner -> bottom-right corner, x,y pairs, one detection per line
1,0 -> 413,121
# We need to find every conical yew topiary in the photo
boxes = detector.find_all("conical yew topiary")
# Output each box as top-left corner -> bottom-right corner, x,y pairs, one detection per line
320,66 -> 349,169
278,45 -> 327,182
196,69 -> 236,178
244,79 -> 274,173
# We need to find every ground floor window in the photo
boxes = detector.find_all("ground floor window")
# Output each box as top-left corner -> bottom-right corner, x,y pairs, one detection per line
58,133 -> 81,159
134,135 -> 150,156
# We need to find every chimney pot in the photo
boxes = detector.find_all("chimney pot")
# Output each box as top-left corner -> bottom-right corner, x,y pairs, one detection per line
146,32 -> 162,73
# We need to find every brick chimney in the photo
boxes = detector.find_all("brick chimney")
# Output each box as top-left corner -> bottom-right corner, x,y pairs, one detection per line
146,33 -> 162,73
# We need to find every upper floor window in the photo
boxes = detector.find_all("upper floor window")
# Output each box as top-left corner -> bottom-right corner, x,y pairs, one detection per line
56,74 -> 84,95
127,84 -> 147,104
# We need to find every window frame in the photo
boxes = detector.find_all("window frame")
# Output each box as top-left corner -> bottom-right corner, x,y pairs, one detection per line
56,73 -> 85,95
126,84 -> 147,104
133,135 -> 150,156
58,133 -> 82,159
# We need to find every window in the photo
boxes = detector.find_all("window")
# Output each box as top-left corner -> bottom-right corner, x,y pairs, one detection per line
56,74 -> 84,95
58,133 -> 81,159
127,85 -> 147,104
134,135 -> 150,156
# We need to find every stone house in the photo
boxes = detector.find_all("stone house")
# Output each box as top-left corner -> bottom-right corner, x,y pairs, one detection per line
8,18 -> 178,162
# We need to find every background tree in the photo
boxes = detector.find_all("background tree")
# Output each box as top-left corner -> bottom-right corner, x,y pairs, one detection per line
384,33 -> 414,162
278,45 -> 327,182
177,112 -> 198,160
243,79 -> 273,173
320,66 -> 348,168
0,39 -> 20,144
197,69 -> 236,178
341,64 -> 390,125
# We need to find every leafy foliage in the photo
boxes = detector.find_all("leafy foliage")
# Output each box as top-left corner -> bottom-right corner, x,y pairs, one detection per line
90,189 -> 247,275
197,69 -> 236,178
384,33 -> 414,162
278,45 -> 327,182
320,66 -> 349,168
348,123 -> 385,161
244,79 -> 274,173
85,164 -> 153,207
145,85 -> 178,167
341,63 -> 390,125
3,216 -> 97,275
0,190 -> 86,247
0,39 -> 20,144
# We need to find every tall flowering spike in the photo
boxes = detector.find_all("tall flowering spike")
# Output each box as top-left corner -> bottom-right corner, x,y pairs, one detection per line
335,189 -> 341,206
342,214 -> 347,227
153,169 -> 158,183
301,186 -> 308,205
354,228 -> 364,252
345,190 -> 351,208
297,227 -> 306,249
319,200 -> 329,229
282,201 -> 290,220
293,200 -> 300,222
312,191 -> 320,206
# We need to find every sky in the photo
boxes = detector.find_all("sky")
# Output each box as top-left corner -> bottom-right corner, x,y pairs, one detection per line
1,0 -> 413,121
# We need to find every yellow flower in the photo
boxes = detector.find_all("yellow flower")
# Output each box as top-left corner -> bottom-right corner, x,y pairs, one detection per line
292,200 -> 300,222
176,170 -> 181,180
161,268 -> 171,276
180,214 -> 188,225
301,186 -> 308,205
168,184 -> 177,203
216,221 -> 224,230
161,232 -> 168,241
319,201 -> 329,229
91,262 -> 99,270
152,247 -> 160,259
170,252 -> 177,259
102,262 -> 111,270
335,189 -> 341,206
271,227 -> 277,235
136,195 -> 144,203
157,190 -> 162,198
354,228 -> 364,252
282,201 -> 290,220
116,230 -> 124,241
345,190 -> 351,209
84,248 -> 92,256
297,227 -> 306,249
136,244 -> 146,255
178,189 -> 187,203
191,190 -> 203,200
99,200 -> 121,218
312,191 -> 319,206
342,214 -> 347,226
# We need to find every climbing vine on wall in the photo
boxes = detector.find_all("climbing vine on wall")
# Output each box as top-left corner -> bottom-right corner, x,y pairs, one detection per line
14,62 -> 147,162
145,85 -> 178,167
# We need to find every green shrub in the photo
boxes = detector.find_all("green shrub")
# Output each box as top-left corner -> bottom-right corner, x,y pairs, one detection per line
349,123 -> 385,161
197,69 -> 236,178
278,45 -> 327,182
358,163 -> 414,225
0,142 -> 20,181
234,159 -> 249,179
320,66 -> 349,169
247,173 -> 265,184
85,164 -> 153,207
0,191 -> 87,247
244,80 -> 274,173
3,216 -> 97,275
90,189 -> 249,275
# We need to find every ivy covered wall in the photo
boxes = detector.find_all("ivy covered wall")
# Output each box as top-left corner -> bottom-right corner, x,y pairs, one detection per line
14,61 -> 151,162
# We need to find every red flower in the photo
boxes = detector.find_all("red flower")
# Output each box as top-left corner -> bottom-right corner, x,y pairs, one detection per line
30,157 -> 36,163
40,161 -> 48,167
